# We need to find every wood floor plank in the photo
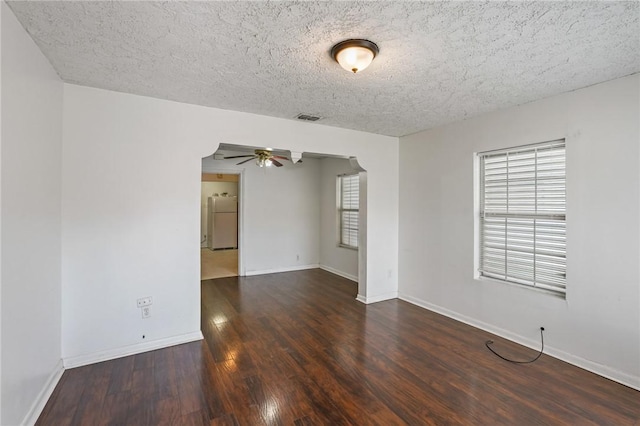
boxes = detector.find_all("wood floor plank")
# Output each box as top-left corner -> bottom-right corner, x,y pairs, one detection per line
35,365 -> 90,426
152,344 -> 179,400
97,390 -> 131,426
106,355 -> 134,395
69,361 -> 113,425
36,269 -> 640,425
151,396 -> 182,426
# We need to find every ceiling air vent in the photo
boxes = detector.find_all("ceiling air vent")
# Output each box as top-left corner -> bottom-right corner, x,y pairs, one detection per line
296,113 -> 322,122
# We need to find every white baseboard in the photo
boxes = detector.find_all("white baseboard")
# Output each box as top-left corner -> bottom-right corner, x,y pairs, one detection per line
245,264 -> 319,276
398,293 -> 640,391
63,331 -> 204,369
356,291 -> 398,304
21,359 -> 65,426
319,265 -> 358,282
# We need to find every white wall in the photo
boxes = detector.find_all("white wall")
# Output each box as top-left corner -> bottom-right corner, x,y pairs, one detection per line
202,156 -> 321,274
201,181 -> 238,200
1,3 -> 64,424
0,4 -> 3,421
319,158 -> 359,281
399,74 -> 640,389
61,83 -> 399,363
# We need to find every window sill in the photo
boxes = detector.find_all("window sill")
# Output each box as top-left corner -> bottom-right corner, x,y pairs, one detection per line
475,274 -> 566,299
338,244 -> 358,251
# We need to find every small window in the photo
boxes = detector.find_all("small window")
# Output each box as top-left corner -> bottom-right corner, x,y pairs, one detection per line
338,173 -> 359,249
478,140 -> 566,296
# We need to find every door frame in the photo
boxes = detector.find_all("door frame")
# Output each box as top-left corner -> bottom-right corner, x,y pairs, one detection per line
200,168 -> 245,276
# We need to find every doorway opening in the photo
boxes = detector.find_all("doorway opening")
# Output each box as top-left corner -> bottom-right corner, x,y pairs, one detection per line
199,144 -> 368,299
200,172 -> 240,280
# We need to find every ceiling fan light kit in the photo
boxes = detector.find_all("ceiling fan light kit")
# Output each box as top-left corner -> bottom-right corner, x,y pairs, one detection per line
331,39 -> 379,74
256,153 -> 273,168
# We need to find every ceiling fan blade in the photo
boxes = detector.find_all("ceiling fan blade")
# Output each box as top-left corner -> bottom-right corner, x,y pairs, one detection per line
272,155 -> 289,161
270,159 -> 283,167
225,155 -> 254,159
237,156 -> 256,165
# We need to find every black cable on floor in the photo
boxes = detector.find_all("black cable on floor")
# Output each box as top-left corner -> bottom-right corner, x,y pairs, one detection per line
485,327 -> 544,364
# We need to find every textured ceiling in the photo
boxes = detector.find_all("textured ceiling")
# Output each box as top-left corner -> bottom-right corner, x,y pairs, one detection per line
7,1 -> 640,137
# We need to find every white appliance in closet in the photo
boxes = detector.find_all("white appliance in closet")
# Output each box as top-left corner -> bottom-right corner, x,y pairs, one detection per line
207,196 -> 238,250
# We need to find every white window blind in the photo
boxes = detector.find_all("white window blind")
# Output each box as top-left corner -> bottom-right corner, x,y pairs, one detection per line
339,174 -> 359,248
478,140 -> 566,296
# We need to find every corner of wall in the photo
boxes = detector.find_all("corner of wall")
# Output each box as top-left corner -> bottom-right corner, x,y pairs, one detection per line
20,360 -> 64,426
1,2 -> 64,424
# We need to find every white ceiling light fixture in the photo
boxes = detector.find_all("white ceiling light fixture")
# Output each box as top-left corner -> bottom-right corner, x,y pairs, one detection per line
331,39 -> 379,74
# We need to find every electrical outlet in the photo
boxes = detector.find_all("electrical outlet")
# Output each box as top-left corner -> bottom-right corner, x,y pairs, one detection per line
137,297 -> 152,307
141,306 -> 151,319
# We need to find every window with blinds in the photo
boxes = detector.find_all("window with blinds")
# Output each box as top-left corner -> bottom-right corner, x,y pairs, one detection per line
478,140 -> 566,296
338,173 -> 359,249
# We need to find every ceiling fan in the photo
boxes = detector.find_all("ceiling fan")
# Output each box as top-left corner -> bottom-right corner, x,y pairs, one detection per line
224,149 -> 290,167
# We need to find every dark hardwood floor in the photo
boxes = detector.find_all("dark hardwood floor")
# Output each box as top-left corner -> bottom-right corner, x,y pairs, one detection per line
37,269 -> 640,425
